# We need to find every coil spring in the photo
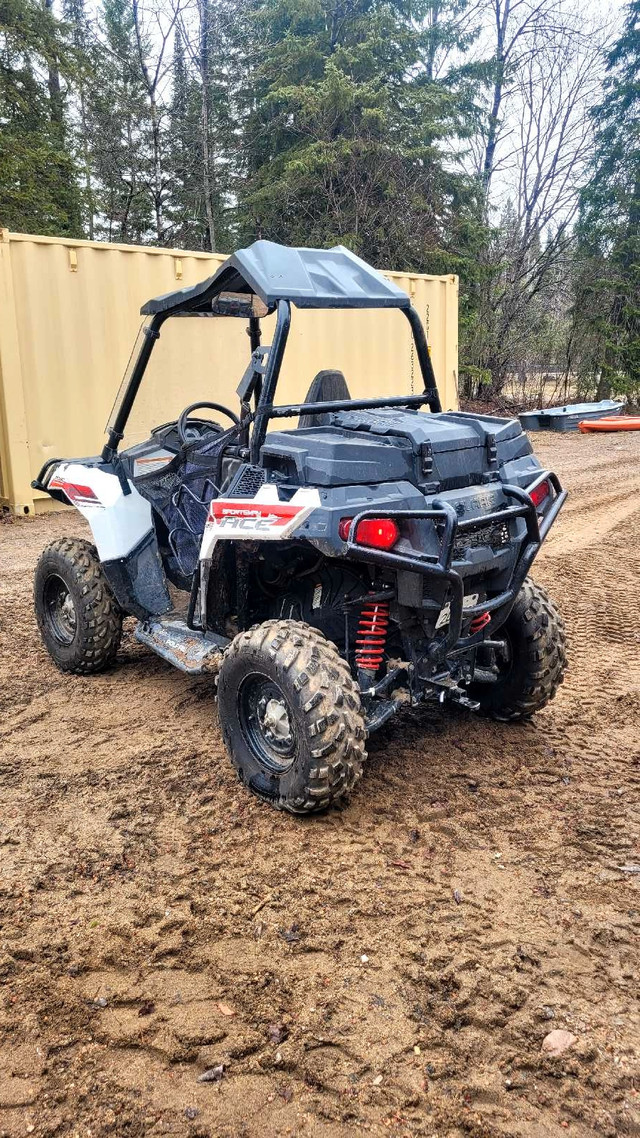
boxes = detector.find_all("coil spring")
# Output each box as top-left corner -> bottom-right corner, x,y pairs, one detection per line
469,611 -> 491,634
355,599 -> 390,672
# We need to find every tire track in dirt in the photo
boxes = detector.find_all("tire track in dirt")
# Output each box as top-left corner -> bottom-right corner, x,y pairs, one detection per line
543,482 -> 640,558
1,433 -> 640,1138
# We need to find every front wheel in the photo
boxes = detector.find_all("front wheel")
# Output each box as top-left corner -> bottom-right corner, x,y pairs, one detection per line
470,578 -> 567,721
34,538 -> 123,674
217,620 -> 367,813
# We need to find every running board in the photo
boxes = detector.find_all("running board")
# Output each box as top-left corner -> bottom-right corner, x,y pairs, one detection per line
134,618 -> 229,675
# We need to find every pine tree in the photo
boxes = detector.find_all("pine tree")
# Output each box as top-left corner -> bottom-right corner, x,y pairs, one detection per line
576,0 -> 640,401
0,0 -> 84,234
168,26 -> 199,244
167,3 -> 236,251
63,0 -> 95,237
88,0 -> 153,242
234,0 -> 482,273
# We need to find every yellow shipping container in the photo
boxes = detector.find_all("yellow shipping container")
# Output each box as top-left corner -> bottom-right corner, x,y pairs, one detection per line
0,230 -> 458,515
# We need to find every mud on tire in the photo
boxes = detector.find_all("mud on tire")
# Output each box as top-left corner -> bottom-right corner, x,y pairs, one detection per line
470,577 -> 567,721
217,619 -> 367,813
34,538 -> 123,674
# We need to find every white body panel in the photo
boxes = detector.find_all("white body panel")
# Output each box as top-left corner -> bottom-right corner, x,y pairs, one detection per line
199,484 -> 321,560
48,462 -> 153,561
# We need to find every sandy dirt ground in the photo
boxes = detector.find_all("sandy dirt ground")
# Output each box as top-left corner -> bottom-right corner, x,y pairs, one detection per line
1,430 -> 639,1138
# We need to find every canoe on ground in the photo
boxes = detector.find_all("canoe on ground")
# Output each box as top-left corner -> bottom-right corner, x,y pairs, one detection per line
578,417 -> 640,433
519,399 -> 624,431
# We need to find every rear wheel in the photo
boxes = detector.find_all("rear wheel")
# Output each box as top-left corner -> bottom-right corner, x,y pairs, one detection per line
217,619 -> 367,813
470,578 -> 566,721
34,538 -> 123,674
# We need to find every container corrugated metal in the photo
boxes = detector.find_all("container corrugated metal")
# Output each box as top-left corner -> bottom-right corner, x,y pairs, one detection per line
0,230 -> 459,514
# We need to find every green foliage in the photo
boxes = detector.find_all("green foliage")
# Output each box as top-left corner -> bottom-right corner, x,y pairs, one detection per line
167,2 -> 237,251
576,0 -> 640,401
87,0 -> 154,242
0,0 -> 628,409
236,0 -> 484,276
0,0 -> 83,234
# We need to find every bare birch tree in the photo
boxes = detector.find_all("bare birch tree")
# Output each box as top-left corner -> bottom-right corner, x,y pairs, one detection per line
131,0 -> 188,241
464,3 -> 606,396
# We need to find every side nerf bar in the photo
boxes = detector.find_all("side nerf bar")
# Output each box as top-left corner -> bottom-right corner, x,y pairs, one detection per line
341,470 -> 567,655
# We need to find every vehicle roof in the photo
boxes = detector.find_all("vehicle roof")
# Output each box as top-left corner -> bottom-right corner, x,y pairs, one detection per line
140,240 -> 410,316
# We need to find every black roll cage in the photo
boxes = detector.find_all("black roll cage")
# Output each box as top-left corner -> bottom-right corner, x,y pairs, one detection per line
101,295 -> 442,464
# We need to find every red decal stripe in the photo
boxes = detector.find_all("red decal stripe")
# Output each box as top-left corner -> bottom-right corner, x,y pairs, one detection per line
208,500 -> 303,525
49,478 -> 101,507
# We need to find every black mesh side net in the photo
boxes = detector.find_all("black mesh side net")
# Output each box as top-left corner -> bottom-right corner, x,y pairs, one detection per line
135,426 -> 239,581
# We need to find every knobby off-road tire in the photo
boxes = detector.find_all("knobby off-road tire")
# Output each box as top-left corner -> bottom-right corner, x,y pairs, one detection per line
470,577 -> 567,721
217,619 -> 367,813
34,538 -> 123,674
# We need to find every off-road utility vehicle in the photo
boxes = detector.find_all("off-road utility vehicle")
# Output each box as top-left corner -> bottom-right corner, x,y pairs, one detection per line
33,241 -> 567,812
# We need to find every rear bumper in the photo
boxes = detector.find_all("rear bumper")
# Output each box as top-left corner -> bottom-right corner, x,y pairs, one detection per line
341,470 -> 566,656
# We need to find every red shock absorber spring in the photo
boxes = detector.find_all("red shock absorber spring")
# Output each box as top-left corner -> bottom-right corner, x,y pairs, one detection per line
355,599 -> 390,673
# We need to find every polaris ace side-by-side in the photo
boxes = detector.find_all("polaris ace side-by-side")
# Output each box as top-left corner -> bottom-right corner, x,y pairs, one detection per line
33,241 -> 567,813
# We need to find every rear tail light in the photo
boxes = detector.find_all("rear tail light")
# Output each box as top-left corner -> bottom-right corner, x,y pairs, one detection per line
339,517 -> 400,550
529,479 -> 550,509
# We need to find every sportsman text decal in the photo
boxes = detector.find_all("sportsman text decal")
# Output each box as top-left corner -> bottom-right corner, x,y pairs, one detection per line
207,501 -> 304,531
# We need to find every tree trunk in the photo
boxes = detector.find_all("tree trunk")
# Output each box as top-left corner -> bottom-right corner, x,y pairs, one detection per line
425,0 -> 440,82
200,0 -> 216,251
132,0 -> 165,244
44,0 -> 64,132
482,0 -> 509,203
79,86 -> 94,240
329,0 -> 346,52
150,102 -> 163,243
595,370 -> 611,400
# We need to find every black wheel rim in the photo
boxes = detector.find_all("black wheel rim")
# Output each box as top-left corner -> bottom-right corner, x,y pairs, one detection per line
238,673 -> 296,773
43,573 -> 77,646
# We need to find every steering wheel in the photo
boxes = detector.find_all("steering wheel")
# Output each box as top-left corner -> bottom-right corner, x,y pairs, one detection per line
177,401 -> 240,446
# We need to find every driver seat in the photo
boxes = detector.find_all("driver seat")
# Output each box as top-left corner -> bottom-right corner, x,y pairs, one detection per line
298,370 -> 351,428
